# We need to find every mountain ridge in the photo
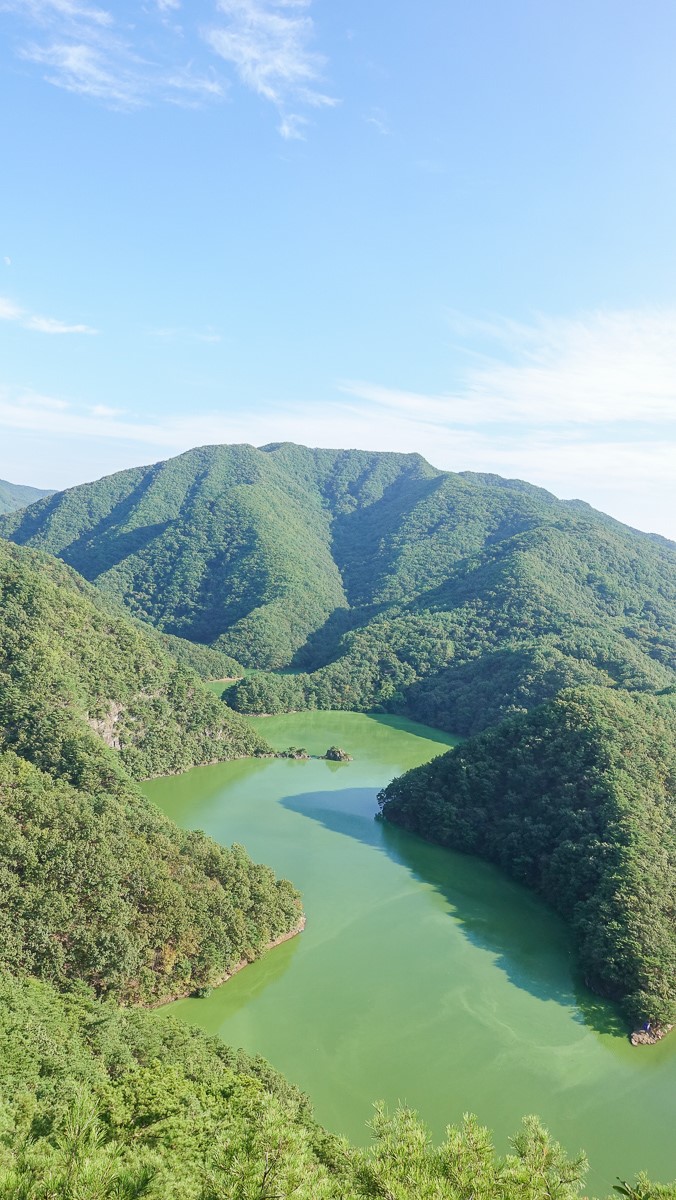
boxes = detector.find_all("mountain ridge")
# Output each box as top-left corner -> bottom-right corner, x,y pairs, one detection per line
0,476 -> 52,515
1,442 -> 675,734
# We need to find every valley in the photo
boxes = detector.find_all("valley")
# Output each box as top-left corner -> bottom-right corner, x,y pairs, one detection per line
0,446 -> 675,1196
147,711 -> 676,1195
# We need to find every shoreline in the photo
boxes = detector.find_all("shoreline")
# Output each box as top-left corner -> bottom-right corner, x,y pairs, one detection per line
150,915 -> 306,1009
630,1022 -> 673,1046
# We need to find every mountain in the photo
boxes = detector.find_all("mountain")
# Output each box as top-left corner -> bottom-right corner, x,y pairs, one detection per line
0,477 -> 52,514
0,536 -> 305,1004
3,442 -> 674,734
0,536 -> 266,780
379,686 -> 676,1031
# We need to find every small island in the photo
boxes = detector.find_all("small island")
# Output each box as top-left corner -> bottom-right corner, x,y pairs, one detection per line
323,746 -> 352,762
275,746 -> 353,762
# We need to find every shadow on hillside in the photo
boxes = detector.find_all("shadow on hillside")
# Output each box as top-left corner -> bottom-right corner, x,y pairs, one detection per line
50,467 -> 172,579
278,786 -> 625,1040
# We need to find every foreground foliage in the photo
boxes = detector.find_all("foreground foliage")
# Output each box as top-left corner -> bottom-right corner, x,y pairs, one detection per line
379,686 -> 676,1028
2,972 -> 672,1200
3,443 -> 675,736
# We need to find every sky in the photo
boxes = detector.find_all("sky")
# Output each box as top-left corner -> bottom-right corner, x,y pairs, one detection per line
1,0 -> 675,538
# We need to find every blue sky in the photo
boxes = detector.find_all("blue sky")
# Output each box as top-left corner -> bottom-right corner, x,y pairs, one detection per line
1,0 -> 675,537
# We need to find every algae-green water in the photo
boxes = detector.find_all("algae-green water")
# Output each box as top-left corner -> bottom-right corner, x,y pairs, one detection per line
142,712 -> 676,1192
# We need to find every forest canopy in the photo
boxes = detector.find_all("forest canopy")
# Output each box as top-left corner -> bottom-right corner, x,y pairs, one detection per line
5,443 -> 673,734
379,686 -> 676,1030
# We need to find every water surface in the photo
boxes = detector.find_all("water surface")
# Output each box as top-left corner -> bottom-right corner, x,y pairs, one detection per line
143,712 -> 676,1193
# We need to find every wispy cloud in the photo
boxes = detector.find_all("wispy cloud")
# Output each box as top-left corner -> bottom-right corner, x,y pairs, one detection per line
3,0 -> 225,109
206,0 -> 337,138
2,0 -> 333,130
0,295 -> 97,334
16,0 -> 113,27
342,309 -> 676,425
364,108 -> 390,136
1,308 -> 674,537
0,298 -> 23,321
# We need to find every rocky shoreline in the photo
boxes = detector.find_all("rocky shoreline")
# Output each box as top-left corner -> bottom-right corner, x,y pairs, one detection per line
630,1022 -> 673,1046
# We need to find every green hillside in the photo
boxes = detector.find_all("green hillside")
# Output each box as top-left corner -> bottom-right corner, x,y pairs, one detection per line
1,970 -> 660,1200
2,443 -> 675,734
0,537 -> 266,780
0,477 -> 52,514
0,536 -> 302,1004
379,686 -> 676,1031
1,466 -> 675,1196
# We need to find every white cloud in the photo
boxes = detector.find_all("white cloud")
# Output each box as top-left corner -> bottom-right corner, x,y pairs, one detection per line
25,314 -> 98,334
0,308 -> 674,538
13,0 -> 113,26
0,392 -> 674,539
0,297 -> 23,321
0,295 -> 97,334
3,257 -> 11,267
205,0 -> 337,136
342,309 -> 676,426
90,403 -> 123,416
4,0 -> 225,109
365,109 -> 390,136
2,0 -> 333,129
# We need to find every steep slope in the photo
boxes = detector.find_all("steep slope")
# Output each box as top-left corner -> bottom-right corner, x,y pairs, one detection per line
0,537 -> 267,779
0,538 -> 301,1003
2,443 -> 675,733
230,457 -> 676,725
0,477 -> 52,514
0,751 -> 301,1002
379,687 -> 676,1030
0,443 -> 354,668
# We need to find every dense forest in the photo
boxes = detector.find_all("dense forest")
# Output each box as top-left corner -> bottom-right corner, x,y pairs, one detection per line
3,443 -> 674,736
0,535 -> 302,1004
0,537 -> 267,779
4,970 -> 640,1200
0,477 -> 51,515
1,454 -> 676,1195
379,686 -> 676,1030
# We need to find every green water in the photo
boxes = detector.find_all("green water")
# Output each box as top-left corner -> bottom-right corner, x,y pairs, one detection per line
143,712 -> 676,1193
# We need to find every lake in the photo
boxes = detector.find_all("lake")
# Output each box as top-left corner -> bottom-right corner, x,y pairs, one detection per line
142,711 -> 676,1194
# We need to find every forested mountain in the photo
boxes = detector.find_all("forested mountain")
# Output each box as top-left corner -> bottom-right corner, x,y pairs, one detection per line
1,456 -> 675,1195
0,537 -> 266,779
3,442 -> 674,733
0,536 -> 303,1004
379,686 -> 676,1031
0,477 -> 51,514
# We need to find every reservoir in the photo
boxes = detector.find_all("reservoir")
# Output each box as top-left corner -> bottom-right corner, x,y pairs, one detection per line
143,711 -> 676,1194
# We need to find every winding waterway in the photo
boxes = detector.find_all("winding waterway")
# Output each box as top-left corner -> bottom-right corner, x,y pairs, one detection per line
143,711 -> 676,1194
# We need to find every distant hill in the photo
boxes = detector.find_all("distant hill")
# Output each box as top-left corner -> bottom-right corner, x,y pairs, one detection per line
0,477 -> 52,514
379,686 -> 676,1031
1,442 -> 675,733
